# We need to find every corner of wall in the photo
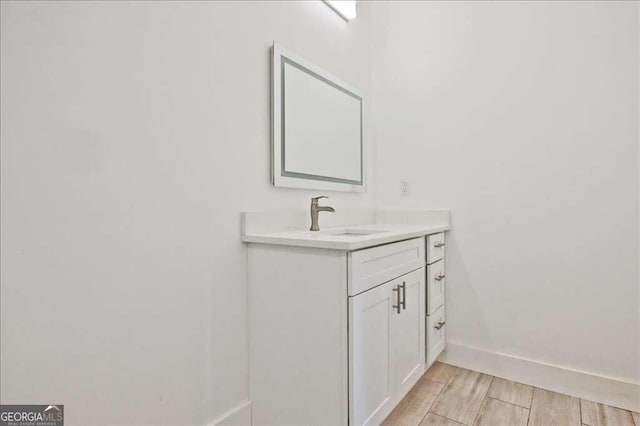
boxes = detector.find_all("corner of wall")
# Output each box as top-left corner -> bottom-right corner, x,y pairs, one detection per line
209,401 -> 251,426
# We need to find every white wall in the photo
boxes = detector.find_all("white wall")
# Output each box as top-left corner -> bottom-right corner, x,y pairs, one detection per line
0,2 -> 374,425
3,1 -> 639,424
373,0 -> 640,384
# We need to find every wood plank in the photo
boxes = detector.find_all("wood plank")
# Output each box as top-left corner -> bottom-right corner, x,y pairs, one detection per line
474,398 -> 529,426
424,362 -> 458,384
382,377 -> 444,426
580,399 -> 635,426
419,412 -> 465,426
429,367 -> 493,425
632,411 -> 640,426
487,377 -> 533,408
529,388 -> 580,426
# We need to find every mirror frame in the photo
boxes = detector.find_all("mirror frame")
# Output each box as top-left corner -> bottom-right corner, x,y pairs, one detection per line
271,43 -> 366,192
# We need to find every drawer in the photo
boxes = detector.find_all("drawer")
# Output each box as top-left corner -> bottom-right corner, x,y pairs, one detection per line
348,238 -> 425,296
426,233 -> 445,264
427,259 -> 445,315
426,304 -> 446,367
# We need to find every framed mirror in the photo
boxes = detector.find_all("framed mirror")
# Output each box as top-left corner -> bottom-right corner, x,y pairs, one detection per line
272,43 -> 365,192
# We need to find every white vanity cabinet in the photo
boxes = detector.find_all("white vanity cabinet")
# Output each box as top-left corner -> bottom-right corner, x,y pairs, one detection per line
246,226 -> 448,426
349,263 -> 425,425
426,233 -> 447,367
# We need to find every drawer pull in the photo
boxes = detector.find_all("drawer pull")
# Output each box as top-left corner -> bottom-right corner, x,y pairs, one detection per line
434,242 -> 445,248
435,274 -> 445,281
434,321 -> 446,331
400,281 -> 406,310
392,285 -> 401,314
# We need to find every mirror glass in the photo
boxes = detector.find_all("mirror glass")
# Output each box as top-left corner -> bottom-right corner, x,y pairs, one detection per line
272,44 -> 365,192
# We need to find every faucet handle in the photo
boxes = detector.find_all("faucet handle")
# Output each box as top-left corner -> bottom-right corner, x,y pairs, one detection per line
311,196 -> 328,203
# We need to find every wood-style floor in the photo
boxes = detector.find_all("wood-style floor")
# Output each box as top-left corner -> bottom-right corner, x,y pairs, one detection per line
383,362 -> 640,426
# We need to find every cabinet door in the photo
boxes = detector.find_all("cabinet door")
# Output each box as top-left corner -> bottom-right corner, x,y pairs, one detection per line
426,233 -> 445,264
427,259 -> 445,315
349,280 -> 397,426
393,268 -> 426,400
427,304 -> 446,367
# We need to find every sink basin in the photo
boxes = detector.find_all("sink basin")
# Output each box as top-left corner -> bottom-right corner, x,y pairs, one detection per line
321,229 -> 389,237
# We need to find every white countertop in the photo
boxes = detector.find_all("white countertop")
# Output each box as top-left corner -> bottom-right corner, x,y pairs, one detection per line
241,222 -> 449,251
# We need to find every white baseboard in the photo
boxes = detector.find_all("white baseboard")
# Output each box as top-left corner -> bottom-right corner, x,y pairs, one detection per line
210,401 -> 251,426
440,342 -> 640,413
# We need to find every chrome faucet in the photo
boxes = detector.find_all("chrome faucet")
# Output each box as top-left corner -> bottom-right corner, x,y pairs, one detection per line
310,196 -> 335,231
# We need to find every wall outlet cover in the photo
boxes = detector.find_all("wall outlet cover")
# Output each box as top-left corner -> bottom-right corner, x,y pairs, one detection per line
400,180 -> 411,195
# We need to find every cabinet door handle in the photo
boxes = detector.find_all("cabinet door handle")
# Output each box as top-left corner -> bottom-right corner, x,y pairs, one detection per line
434,242 -> 445,248
435,274 -> 446,282
434,321 -> 446,331
400,281 -> 406,310
392,285 -> 401,314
